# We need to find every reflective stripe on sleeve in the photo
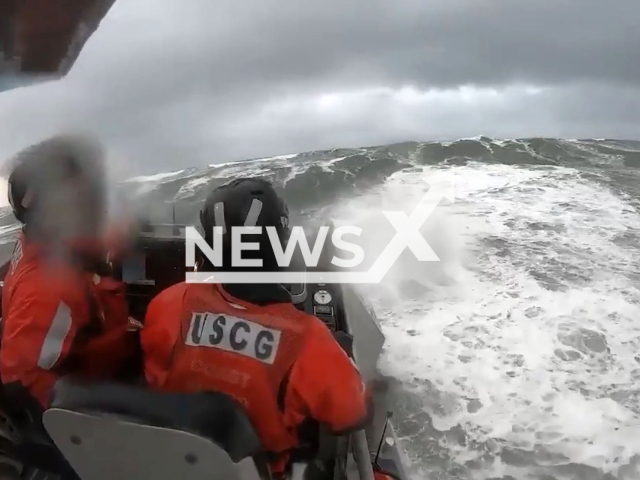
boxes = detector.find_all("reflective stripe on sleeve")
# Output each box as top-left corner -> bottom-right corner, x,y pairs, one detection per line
37,302 -> 72,370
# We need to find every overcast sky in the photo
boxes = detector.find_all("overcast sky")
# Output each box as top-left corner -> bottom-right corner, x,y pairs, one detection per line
0,0 -> 639,177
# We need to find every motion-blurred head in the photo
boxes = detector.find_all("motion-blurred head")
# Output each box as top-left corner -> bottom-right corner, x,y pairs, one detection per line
7,134 -> 107,247
199,178 -> 290,272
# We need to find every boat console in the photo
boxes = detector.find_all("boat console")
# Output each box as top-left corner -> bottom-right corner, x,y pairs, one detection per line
113,223 -> 347,333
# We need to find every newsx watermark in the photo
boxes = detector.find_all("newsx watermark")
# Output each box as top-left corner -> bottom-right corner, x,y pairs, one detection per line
186,177 -> 455,284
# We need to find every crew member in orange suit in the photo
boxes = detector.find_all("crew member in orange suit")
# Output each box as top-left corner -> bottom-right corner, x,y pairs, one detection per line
0,135 -> 140,409
141,178 -> 370,477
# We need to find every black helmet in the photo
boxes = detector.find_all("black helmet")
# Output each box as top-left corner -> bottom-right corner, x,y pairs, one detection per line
199,178 -> 290,271
7,134 -> 106,241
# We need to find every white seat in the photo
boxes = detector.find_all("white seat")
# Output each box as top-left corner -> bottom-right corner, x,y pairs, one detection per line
43,409 -> 262,480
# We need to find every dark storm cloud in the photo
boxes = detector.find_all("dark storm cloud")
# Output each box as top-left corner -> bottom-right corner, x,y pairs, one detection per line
0,0 -> 639,176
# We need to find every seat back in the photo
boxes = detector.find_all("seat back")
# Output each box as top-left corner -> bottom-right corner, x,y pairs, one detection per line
42,378 -> 265,480
44,409 -> 262,480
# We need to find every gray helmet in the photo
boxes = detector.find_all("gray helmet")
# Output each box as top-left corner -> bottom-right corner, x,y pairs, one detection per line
7,134 -> 106,241
199,178 -> 290,270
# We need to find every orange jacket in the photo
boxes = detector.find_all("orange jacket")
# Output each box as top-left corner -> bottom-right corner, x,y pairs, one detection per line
0,234 -> 138,407
141,283 -> 368,462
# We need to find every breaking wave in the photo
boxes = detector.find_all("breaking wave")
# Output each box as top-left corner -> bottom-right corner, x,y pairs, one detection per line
2,137 -> 640,479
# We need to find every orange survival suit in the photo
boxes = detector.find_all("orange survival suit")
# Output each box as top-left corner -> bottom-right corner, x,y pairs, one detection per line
0,233 -> 138,408
142,282 -> 369,474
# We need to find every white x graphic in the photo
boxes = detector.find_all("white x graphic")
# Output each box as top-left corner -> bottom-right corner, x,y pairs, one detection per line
366,181 -> 453,281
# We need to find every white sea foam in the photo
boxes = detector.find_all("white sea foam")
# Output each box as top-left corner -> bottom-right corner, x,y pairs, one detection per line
175,176 -> 213,199
124,170 -> 185,183
209,153 -> 298,169
327,163 -> 640,478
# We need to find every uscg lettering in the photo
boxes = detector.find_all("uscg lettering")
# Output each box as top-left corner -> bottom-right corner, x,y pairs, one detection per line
186,313 -> 281,364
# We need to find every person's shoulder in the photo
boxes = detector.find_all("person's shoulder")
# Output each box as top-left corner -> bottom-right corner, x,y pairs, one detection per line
10,260 -> 79,299
262,302 -> 322,333
146,282 -> 201,316
285,307 -> 333,336
151,281 -> 190,303
4,263 -> 85,324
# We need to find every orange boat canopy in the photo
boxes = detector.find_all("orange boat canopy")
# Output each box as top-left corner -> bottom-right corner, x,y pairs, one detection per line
0,0 -> 116,91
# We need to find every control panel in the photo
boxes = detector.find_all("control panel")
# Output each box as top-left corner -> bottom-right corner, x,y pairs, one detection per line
114,225 -> 347,333
294,284 -> 345,331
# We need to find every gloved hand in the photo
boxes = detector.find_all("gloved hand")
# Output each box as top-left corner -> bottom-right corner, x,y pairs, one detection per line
127,316 -> 144,331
